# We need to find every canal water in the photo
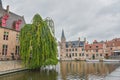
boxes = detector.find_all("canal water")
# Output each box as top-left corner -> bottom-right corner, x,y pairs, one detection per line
0,61 -> 120,80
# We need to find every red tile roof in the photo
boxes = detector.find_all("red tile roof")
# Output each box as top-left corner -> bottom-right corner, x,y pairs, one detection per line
105,38 -> 120,47
85,43 -> 103,50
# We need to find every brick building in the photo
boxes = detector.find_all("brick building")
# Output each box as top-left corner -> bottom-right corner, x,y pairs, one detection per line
85,40 -> 106,59
0,1 -> 25,60
59,29 -> 120,60
105,38 -> 120,59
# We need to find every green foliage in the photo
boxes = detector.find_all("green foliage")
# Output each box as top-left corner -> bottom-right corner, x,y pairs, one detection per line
20,14 -> 58,69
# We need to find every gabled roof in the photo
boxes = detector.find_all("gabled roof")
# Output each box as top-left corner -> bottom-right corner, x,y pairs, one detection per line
105,38 -> 120,47
0,5 -> 25,30
66,40 -> 85,48
85,43 -> 103,50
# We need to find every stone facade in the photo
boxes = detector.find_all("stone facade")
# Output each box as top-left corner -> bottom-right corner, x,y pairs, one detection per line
0,0 -> 25,60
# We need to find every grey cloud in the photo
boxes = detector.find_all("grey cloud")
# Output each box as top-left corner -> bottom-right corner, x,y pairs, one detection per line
2,0 -> 120,43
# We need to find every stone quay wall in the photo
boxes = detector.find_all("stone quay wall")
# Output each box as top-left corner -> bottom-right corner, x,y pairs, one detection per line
0,60 -> 23,72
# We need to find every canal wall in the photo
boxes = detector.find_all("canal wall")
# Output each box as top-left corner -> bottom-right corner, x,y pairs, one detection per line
0,60 -> 26,75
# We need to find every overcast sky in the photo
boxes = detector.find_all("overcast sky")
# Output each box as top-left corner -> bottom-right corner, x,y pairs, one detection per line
2,0 -> 120,43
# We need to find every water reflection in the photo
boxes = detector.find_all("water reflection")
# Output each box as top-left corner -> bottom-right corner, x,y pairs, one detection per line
0,69 -> 58,80
0,61 -> 120,80
60,61 -> 120,80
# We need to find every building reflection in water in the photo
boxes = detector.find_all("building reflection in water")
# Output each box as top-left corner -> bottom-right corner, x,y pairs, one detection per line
0,61 -> 120,80
60,61 -> 120,80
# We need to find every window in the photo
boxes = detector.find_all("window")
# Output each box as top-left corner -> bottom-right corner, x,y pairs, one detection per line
75,53 -> 77,56
3,32 -> 9,40
96,54 -> 99,56
72,48 -> 74,51
96,49 -> 98,52
0,14 -> 9,27
66,49 -> 68,52
82,53 -> 84,56
15,46 -> 20,55
86,54 -> 89,57
69,49 -> 71,51
66,53 -> 68,57
75,48 -> 77,51
72,53 -> 74,56
79,53 -> 81,56
82,48 -> 84,51
2,45 -> 8,55
13,19 -> 22,31
16,34 -> 19,42
111,48 -> 112,50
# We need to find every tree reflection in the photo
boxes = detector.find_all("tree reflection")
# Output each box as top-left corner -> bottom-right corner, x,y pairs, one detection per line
0,69 -> 58,80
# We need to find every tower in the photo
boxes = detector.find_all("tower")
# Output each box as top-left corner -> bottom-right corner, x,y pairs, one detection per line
60,29 -> 66,60
61,29 -> 66,42
0,0 -> 2,8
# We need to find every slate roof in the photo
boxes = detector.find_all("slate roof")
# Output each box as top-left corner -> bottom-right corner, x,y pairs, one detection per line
0,2 -> 25,30
61,29 -> 65,39
0,0 -> 2,8
66,41 -> 85,48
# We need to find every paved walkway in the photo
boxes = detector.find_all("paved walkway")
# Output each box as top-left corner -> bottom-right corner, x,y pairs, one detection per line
104,67 -> 120,80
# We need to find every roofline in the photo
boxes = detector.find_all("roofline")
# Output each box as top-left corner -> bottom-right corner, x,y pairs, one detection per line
1,7 -> 26,24
0,26 -> 20,32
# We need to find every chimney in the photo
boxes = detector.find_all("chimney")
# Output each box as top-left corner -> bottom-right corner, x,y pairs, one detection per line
6,5 -> 9,14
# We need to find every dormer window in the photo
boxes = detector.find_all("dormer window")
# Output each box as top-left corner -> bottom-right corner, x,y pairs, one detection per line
0,14 -> 9,27
13,19 -> 22,31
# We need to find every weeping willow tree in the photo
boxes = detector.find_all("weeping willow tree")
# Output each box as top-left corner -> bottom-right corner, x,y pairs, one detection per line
20,14 -> 58,69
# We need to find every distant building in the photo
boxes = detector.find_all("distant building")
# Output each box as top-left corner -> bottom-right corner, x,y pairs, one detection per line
105,38 -> 120,59
0,0 -> 25,60
59,29 -> 120,60
59,29 -> 86,60
85,40 -> 105,59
